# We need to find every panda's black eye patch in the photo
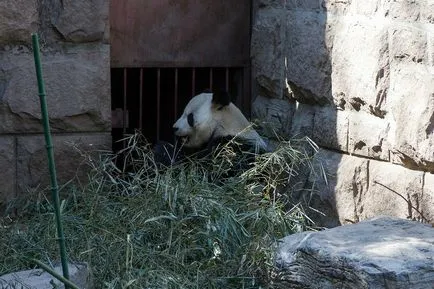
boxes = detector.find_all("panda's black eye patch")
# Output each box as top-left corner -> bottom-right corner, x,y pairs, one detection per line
187,113 -> 195,127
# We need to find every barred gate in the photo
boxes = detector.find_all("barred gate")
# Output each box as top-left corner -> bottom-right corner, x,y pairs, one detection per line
110,1 -> 252,150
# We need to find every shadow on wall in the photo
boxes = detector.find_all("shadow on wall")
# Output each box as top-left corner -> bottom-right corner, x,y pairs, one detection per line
251,1 -> 341,228
285,2 -> 342,228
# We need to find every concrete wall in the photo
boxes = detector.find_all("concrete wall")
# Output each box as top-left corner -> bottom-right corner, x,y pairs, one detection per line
0,0 -> 111,209
252,0 -> 434,226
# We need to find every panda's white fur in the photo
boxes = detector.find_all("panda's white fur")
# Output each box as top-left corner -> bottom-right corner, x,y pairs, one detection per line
173,90 -> 267,151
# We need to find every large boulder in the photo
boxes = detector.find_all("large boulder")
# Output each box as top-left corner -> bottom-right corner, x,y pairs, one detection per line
0,262 -> 91,289
274,217 -> 434,289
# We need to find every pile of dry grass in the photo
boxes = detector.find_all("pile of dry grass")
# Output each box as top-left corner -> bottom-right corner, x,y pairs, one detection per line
0,132 -> 321,288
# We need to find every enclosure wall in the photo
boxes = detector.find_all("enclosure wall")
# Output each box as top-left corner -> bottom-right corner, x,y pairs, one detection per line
0,0 -> 111,209
251,0 -> 434,226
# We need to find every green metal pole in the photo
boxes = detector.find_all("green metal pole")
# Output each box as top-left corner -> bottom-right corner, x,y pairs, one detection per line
31,33 -> 70,286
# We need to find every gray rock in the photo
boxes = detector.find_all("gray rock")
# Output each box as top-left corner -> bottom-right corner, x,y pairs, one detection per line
252,95 -> 295,136
311,149 -> 433,225
251,7 -> 287,99
51,0 -> 108,42
312,107 -> 348,151
0,44 -> 111,133
0,136 -> 16,209
389,62 -> 434,172
252,0 -> 434,227
286,0 -> 320,10
0,262 -> 91,289
347,110 -> 391,161
274,217 -> 434,289
0,0 -> 38,44
285,10 -> 332,105
16,133 -> 111,196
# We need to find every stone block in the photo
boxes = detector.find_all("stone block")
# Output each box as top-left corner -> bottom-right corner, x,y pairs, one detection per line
0,262 -> 91,289
312,107 -> 348,151
0,44 -> 111,133
0,136 -> 16,207
286,0 -> 320,10
16,133 -> 111,194
331,17 -> 390,115
388,0 -> 432,23
389,62 -> 434,172
348,110 -> 390,161
252,95 -> 295,136
51,0 -> 108,43
285,11 -> 332,104
390,26 -> 428,65
321,0 -> 352,15
367,160 -> 425,221
422,173 -> 434,222
274,217 -> 434,288
311,149 -> 369,225
255,0 -> 285,9
311,149 -> 433,224
0,0 -> 38,45
251,7 -> 287,98
289,102 -> 316,138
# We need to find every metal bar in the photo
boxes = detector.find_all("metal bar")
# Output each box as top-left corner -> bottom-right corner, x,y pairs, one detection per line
225,67 -> 229,91
174,68 -> 178,119
192,68 -> 196,97
157,68 -> 161,141
139,68 -> 143,131
31,33 -> 70,288
243,66 -> 251,117
209,68 -> 213,90
123,68 -> 127,135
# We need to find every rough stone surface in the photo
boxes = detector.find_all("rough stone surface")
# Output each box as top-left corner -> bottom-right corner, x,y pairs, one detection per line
251,7 -> 287,99
252,0 -> 434,225
311,149 -> 433,225
330,16 -> 390,117
16,133 -> 111,196
0,0 -> 111,210
0,44 -> 111,133
284,10 -> 332,105
366,160 -> 425,222
389,62 -> 434,172
0,262 -> 91,289
274,217 -> 434,289
309,149 -> 367,226
347,110 -> 391,161
312,107 -> 348,151
252,95 -> 295,135
51,0 -> 108,43
0,136 -> 16,209
0,0 -> 38,44
423,173 -> 434,223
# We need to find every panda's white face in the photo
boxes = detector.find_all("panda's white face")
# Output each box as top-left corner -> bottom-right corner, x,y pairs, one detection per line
173,93 -> 216,148
173,90 -> 268,150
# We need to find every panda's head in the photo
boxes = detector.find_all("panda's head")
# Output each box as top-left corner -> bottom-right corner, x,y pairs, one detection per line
173,89 -> 267,150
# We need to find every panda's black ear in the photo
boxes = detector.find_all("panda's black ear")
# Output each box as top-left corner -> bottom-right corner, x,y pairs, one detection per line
211,89 -> 231,107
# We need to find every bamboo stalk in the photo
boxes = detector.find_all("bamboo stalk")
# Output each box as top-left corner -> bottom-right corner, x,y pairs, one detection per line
31,259 -> 80,289
31,33 -> 70,288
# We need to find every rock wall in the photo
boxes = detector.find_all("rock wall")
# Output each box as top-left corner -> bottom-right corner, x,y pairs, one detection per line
0,0 -> 111,210
252,0 -> 434,226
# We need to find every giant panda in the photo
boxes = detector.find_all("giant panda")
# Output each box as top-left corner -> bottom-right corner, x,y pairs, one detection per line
154,89 -> 268,168
173,89 -> 268,153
